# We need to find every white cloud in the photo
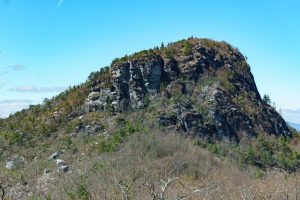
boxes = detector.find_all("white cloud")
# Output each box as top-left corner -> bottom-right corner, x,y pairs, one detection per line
282,109 -> 300,124
10,86 -> 66,93
0,99 -> 32,118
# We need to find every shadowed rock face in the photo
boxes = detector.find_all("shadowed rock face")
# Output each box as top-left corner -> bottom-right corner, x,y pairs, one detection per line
84,38 -> 291,141
111,55 -> 164,110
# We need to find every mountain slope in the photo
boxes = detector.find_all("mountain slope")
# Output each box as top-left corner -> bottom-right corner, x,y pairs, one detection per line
0,37 -> 299,199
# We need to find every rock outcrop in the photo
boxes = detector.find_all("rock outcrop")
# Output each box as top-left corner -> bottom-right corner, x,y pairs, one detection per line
83,38 -> 291,141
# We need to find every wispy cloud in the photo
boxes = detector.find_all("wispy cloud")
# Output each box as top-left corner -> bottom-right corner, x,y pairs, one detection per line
0,99 -> 32,118
282,109 -> 300,124
0,82 -> 5,90
8,64 -> 25,71
0,64 -> 25,76
55,0 -> 64,11
0,70 -> 9,76
10,85 -> 66,93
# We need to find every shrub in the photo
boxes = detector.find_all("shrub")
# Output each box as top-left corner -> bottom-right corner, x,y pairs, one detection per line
245,145 -> 256,165
207,143 -> 223,156
4,131 -> 23,145
164,48 -> 176,59
98,120 -> 145,153
255,169 -> 264,179
64,181 -> 91,200
182,41 -> 192,56
277,136 -> 300,171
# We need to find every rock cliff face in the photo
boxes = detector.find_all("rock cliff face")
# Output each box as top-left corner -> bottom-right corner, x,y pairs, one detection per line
83,38 -> 291,141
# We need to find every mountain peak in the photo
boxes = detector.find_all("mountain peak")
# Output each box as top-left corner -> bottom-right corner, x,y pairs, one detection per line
84,38 -> 291,141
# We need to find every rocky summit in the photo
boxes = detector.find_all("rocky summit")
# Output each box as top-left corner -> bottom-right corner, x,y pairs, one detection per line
83,38 -> 290,141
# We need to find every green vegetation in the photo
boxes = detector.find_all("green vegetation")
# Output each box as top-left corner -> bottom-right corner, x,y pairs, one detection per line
88,66 -> 110,82
255,169 -> 265,179
182,40 -> 193,55
0,82 -> 90,145
109,37 -> 237,65
111,49 -> 160,66
97,118 -> 147,153
163,48 -> 176,59
64,180 -> 91,200
194,134 -> 300,172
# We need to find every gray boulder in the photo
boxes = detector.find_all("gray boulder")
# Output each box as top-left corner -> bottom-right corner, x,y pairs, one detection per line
57,165 -> 69,173
49,151 -> 61,160
6,156 -> 25,170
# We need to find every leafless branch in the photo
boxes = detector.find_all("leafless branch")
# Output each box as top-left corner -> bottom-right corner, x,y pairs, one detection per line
114,178 -> 133,200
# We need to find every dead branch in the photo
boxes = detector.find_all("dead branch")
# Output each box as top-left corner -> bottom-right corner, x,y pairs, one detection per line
168,162 -> 188,176
0,184 -> 10,200
159,177 -> 179,199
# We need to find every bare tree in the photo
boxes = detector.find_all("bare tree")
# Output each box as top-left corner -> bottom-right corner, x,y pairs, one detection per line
114,178 -> 133,200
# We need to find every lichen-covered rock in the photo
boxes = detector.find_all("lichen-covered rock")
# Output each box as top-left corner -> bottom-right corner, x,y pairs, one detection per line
73,121 -> 103,136
83,89 -> 112,112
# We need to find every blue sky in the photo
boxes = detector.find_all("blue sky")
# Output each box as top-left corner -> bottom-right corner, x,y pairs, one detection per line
0,0 -> 300,123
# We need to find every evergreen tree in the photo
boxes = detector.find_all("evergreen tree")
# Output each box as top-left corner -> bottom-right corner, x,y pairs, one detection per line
262,94 -> 271,105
